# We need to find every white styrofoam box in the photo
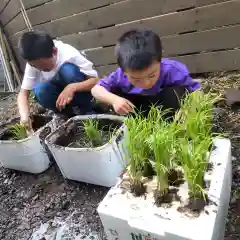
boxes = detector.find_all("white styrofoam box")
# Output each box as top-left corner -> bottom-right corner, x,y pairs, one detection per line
0,116 -> 58,174
45,114 -> 128,187
98,138 -> 232,240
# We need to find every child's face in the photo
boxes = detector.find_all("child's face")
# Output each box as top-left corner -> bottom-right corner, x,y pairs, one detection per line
28,47 -> 58,72
125,61 -> 160,89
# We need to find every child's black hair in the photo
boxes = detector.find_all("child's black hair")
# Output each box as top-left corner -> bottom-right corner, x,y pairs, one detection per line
116,29 -> 162,71
19,31 -> 54,61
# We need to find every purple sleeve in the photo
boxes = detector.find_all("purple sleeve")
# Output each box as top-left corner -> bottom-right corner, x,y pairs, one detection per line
168,62 -> 200,92
97,69 -> 120,91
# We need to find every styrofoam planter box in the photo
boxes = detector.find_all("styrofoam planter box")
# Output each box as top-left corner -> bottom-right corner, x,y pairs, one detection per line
0,115 -> 58,174
98,138 -> 232,240
45,114 -> 128,187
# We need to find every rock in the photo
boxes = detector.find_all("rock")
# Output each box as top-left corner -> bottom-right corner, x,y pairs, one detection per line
225,88 -> 240,106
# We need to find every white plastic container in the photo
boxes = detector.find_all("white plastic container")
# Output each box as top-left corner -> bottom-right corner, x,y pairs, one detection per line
98,138 -> 232,240
0,115 -> 57,174
45,114 -> 128,187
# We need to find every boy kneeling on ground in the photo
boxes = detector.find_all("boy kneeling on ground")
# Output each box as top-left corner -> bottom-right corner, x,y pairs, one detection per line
91,29 -> 200,117
17,31 -> 99,131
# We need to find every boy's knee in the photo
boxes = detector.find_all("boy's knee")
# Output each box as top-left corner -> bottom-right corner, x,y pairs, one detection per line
34,82 -> 58,109
34,82 -> 49,101
59,63 -> 85,83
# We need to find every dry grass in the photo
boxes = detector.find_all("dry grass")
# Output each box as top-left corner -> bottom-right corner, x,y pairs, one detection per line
200,71 -> 240,238
201,71 -> 240,96
201,71 -> 240,148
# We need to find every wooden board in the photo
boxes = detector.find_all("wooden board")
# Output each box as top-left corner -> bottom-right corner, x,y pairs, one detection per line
197,0 -> 240,30
174,49 -> 240,73
22,0 -> 53,9
0,0 -> 21,26
96,64 -> 118,77
60,0 -> 240,51
27,0 -> 126,26
3,0 -> 238,38
8,0 -> 240,47
83,24 -> 240,66
197,0 -> 230,6
35,0 -> 194,38
61,10 -> 196,50
95,49 -> 240,76
9,30 -> 26,47
12,46 -> 25,71
163,25 -> 240,57
4,13 -> 26,37
86,47 -> 116,66
0,0 -> 10,13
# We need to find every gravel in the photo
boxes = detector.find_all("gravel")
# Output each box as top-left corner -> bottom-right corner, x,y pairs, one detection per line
0,72 -> 239,239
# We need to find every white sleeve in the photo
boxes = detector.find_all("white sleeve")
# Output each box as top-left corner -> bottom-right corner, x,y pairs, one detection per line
71,52 -> 98,78
21,63 -> 39,90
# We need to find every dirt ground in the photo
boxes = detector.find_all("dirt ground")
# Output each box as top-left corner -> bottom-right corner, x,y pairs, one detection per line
0,72 -> 239,239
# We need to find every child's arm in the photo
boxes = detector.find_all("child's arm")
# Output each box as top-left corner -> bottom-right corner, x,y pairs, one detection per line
92,85 -> 134,115
56,77 -> 99,110
91,85 -> 120,105
56,52 -> 99,110
18,64 -> 37,131
18,88 -> 30,124
91,70 -> 134,115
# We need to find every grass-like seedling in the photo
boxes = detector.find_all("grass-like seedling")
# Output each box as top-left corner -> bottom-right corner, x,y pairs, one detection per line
149,119 -> 179,196
83,119 -> 102,147
124,115 -> 152,191
177,91 -> 220,199
123,92 -> 221,203
178,135 -> 213,199
9,124 -> 28,140
177,91 -> 220,139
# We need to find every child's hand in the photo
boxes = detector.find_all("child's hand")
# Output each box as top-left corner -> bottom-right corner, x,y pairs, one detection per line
56,84 -> 75,110
112,96 -> 135,115
20,117 -> 34,135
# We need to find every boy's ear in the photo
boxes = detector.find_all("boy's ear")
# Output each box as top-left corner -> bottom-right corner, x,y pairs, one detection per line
52,47 -> 58,56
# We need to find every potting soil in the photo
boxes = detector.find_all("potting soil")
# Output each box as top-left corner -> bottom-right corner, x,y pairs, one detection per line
121,165 -> 211,216
0,72 -> 239,240
51,118 -> 123,148
0,114 -> 52,141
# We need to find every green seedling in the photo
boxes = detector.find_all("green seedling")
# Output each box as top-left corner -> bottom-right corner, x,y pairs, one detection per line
123,92 -> 220,201
148,119 -> 179,196
177,91 -> 221,139
83,119 -> 102,147
176,91 -> 220,199
124,114 -> 152,186
9,124 -> 28,140
178,135 -> 213,199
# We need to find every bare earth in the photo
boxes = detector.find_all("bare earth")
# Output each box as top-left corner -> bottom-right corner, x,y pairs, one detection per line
0,72 -> 239,239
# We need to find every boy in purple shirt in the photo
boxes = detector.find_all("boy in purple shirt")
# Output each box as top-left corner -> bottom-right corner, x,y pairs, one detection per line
91,29 -> 200,117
